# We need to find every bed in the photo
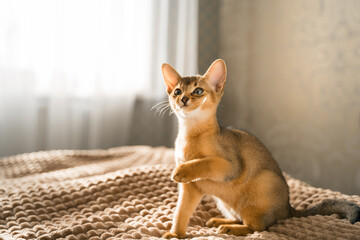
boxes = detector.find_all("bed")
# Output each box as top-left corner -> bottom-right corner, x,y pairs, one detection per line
1,146 -> 359,239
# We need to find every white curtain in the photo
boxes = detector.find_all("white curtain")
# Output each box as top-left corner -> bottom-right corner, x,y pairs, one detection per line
0,0 -> 198,157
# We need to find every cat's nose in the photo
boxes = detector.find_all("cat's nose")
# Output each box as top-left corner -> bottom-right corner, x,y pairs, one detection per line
181,96 -> 189,104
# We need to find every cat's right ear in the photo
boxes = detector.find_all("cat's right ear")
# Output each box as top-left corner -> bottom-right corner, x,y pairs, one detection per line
162,63 -> 181,94
204,59 -> 227,93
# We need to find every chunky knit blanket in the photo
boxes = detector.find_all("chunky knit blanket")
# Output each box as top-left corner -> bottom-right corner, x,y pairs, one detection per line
1,146 -> 359,240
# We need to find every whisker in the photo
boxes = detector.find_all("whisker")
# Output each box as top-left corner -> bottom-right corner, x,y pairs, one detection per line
154,101 -> 169,107
151,101 -> 169,111
157,106 -> 166,115
155,105 -> 166,113
151,103 -> 167,111
158,104 -> 170,112
156,107 -> 167,116
151,100 -> 172,118
160,106 -> 171,118
151,100 -> 168,106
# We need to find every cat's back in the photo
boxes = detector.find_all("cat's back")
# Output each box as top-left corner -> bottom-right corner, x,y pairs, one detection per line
217,126 -> 268,156
216,126 -> 284,177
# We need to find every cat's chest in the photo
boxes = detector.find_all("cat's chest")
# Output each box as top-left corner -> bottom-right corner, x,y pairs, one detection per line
175,134 -> 216,164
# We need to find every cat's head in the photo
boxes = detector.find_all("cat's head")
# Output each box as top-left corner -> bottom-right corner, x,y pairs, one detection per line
162,59 -> 227,119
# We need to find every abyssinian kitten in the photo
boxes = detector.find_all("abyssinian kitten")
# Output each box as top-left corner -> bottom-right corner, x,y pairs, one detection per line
161,59 -> 360,238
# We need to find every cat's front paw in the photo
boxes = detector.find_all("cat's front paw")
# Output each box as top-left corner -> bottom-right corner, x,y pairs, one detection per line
171,164 -> 196,183
162,231 -> 186,239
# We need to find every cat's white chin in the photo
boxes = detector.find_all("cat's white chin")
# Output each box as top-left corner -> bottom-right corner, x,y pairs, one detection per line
173,97 -> 211,120
175,106 -> 212,122
175,103 -> 195,112
175,107 -> 193,119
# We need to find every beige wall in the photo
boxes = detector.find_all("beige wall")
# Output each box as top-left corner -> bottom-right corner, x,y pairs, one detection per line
216,0 -> 360,195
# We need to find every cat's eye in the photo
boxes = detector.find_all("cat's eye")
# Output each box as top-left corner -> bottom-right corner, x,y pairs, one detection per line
193,88 -> 204,95
174,89 -> 182,96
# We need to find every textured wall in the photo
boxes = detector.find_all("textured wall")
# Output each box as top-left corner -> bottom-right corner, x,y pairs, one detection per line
215,0 -> 360,195
198,0 -> 220,74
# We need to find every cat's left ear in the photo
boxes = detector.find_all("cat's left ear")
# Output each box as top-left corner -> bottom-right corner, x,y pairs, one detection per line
162,63 -> 182,94
204,59 -> 227,92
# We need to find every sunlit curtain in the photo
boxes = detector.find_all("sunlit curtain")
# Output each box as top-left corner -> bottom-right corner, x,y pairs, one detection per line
0,0 -> 198,157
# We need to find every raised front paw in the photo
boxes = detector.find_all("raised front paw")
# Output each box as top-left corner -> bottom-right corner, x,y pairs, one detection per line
171,164 -> 196,183
162,231 -> 186,239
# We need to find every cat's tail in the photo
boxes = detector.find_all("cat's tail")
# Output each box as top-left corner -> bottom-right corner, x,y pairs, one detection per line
290,199 -> 360,224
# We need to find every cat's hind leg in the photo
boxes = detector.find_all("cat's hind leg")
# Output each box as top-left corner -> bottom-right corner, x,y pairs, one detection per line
206,218 -> 239,228
207,197 -> 242,228
217,208 -> 270,236
217,224 -> 254,236
215,208 -> 268,236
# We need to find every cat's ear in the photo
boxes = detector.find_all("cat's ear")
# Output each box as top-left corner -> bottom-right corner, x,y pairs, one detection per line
162,63 -> 181,94
204,59 -> 227,92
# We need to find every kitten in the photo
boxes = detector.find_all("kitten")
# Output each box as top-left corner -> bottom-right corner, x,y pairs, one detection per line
161,59 -> 360,238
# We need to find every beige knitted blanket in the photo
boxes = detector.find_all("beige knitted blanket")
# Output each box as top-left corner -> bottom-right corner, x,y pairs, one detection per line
1,146 -> 359,240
